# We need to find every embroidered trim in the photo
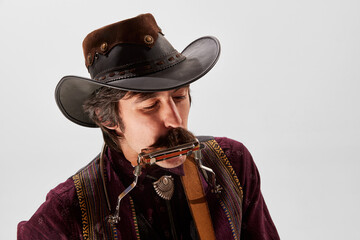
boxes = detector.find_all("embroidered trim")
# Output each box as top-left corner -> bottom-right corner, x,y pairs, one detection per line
207,140 -> 243,199
112,227 -> 119,239
219,199 -> 238,240
73,158 -> 118,239
73,174 -> 90,240
129,197 -> 141,240
202,139 -> 243,240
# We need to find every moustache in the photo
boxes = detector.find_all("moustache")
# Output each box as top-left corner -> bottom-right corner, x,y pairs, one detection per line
149,127 -> 196,150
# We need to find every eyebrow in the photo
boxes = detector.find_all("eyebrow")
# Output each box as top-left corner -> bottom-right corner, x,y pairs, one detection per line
133,92 -> 158,103
133,87 -> 187,104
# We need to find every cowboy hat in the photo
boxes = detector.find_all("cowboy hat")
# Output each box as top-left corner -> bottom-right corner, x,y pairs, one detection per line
55,13 -> 220,127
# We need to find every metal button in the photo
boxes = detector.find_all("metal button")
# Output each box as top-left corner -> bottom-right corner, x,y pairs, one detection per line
144,35 -> 154,45
100,42 -> 108,52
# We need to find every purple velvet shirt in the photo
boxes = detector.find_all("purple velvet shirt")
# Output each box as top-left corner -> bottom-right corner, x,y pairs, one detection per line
17,137 -> 280,239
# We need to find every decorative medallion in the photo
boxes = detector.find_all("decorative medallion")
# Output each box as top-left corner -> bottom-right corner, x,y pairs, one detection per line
144,35 -> 154,45
100,42 -> 108,52
152,175 -> 174,200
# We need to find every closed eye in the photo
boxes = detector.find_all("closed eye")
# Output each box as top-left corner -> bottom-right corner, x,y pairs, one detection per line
173,95 -> 186,101
143,101 -> 159,110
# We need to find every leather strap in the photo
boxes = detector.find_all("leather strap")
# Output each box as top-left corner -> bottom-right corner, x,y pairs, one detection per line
181,157 -> 216,240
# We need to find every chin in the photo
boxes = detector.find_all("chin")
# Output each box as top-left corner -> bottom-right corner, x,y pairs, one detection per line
155,155 -> 186,169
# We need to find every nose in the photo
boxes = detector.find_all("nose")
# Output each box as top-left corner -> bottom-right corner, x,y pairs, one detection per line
162,100 -> 182,129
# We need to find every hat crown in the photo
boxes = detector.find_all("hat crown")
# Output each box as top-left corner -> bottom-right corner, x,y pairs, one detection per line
88,34 -> 183,80
82,13 -> 161,68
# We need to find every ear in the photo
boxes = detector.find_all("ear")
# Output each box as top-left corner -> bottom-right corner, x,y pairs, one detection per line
95,108 -> 122,132
102,122 -> 121,133
101,123 -> 124,140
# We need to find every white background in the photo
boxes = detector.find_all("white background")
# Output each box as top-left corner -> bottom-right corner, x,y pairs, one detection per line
1,0 -> 359,239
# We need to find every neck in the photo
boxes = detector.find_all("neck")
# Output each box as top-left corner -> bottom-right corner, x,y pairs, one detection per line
119,142 -> 139,167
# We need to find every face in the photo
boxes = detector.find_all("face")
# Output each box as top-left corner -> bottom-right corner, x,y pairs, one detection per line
111,87 -> 191,168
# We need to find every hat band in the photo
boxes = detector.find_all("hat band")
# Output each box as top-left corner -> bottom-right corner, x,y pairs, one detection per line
94,50 -> 186,83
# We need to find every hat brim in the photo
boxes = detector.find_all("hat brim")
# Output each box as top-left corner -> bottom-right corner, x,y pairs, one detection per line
55,36 -> 220,127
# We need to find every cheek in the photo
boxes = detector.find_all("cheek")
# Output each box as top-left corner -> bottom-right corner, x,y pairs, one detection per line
123,114 -> 162,147
180,102 -> 191,128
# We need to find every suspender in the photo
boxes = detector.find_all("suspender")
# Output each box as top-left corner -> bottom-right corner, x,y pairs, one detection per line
181,156 -> 216,240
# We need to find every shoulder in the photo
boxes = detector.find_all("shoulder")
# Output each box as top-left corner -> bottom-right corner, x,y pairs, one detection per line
199,136 -> 249,158
17,178 -> 82,239
212,137 -> 259,186
18,156 -> 103,239
214,137 -> 247,156
206,137 -> 280,239
46,177 -> 78,205
213,136 -> 252,165
39,177 -> 80,218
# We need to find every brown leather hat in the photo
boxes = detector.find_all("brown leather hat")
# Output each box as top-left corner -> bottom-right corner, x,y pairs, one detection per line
55,13 -> 220,127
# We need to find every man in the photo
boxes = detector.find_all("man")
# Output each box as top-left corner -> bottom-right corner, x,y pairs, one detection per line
18,13 -> 280,240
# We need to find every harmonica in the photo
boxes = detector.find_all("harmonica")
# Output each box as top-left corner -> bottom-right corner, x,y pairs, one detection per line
138,139 -> 202,165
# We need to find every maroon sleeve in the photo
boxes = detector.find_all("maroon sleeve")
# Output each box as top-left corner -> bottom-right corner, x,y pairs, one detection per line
215,137 -> 280,240
17,178 -> 83,240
